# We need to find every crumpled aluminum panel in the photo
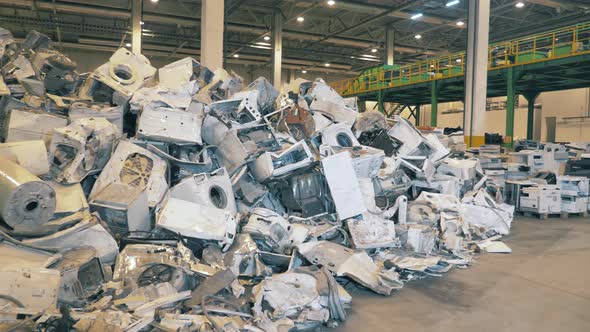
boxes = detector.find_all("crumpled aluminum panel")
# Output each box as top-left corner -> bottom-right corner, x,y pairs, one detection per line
48,117 -> 119,184
136,105 -> 203,144
321,152 -> 366,220
157,197 -> 237,250
89,140 -> 168,208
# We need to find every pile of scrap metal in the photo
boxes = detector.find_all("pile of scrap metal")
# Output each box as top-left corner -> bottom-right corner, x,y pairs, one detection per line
0,29 -> 515,332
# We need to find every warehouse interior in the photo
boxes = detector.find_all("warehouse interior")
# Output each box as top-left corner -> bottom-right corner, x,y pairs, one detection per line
0,0 -> 589,331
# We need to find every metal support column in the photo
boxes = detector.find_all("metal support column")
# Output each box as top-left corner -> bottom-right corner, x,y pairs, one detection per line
377,90 -> 385,113
201,0 -> 224,71
464,0 -> 490,147
131,0 -> 142,54
430,80 -> 438,127
505,67 -> 515,147
271,9 -> 283,89
385,26 -> 395,66
415,104 -> 421,126
524,91 -> 540,140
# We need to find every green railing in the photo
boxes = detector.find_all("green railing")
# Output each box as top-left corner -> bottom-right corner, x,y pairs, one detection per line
331,21 -> 590,96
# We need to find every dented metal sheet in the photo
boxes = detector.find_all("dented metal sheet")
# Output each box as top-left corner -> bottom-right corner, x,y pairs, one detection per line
158,57 -> 201,89
387,116 -> 434,157
0,140 -> 49,175
47,246 -> 105,306
0,267 -> 60,314
137,105 -> 203,144
250,140 -> 315,182
320,123 -> 360,148
48,117 -> 119,184
321,152 -> 366,219
308,80 -> 358,126
90,140 -> 168,208
90,183 -> 151,236
169,167 -> 237,215
157,198 -> 237,250
69,101 -> 125,135
5,108 -> 68,146
346,213 -> 396,249
297,241 -> 403,295
23,215 -> 119,264
80,48 -> 156,103
242,208 -> 294,254
49,181 -> 89,216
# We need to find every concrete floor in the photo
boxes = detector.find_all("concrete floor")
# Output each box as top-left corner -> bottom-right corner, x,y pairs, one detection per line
335,216 -> 590,332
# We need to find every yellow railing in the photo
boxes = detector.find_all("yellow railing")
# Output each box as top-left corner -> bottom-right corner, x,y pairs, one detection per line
331,21 -> 590,96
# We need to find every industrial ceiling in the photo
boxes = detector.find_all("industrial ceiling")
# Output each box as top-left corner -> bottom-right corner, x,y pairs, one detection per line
0,0 -> 588,76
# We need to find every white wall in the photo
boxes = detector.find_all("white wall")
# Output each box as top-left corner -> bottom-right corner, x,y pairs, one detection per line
416,88 -> 590,142
542,88 -> 590,142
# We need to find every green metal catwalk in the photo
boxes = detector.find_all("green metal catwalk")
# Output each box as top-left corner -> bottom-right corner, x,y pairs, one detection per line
330,21 -> 590,143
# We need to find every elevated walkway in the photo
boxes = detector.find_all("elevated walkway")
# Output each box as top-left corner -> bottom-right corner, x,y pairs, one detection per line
330,22 -> 590,143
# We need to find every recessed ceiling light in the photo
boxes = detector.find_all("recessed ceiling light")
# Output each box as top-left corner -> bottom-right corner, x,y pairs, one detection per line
415,34 -> 422,39
456,21 -> 464,26
302,70 -> 308,73
371,48 -> 378,53
456,58 -> 462,63
125,43 -> 131,47
150,0 -> 158,3
445,0 -> 460,7
515,2 -> 525,8
430,64 -> 434,68
263,36 -> 271,41
327,0 -> 336,6
233,54 -> 239,58
297,16 -> 305,22
140,21 -> 145,25
410,13 -> 423,20
324,63 -> 330,67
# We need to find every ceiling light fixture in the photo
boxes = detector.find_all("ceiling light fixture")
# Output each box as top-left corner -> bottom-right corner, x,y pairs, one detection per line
456,21 -> 464,26
297,16 -> 305,22
125,43 -> 131,47
233,54 -> 239,58
302,70 -> 308,73
445,0 -> 460,7
327,0 -> 336,6
410,13 -> 423,20
371,48 -> 378,53
140,21 -> 145,25
263,35 -> 270,41
324,63 -> 331,67
456,58 -> 462,63
150,0 -> 158,3
515,2 -> 525,8
249,45 -> 271,50
415,34 -> 422,39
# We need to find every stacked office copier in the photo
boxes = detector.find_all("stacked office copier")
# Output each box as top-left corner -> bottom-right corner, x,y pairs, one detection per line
558,176 -> 589,216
